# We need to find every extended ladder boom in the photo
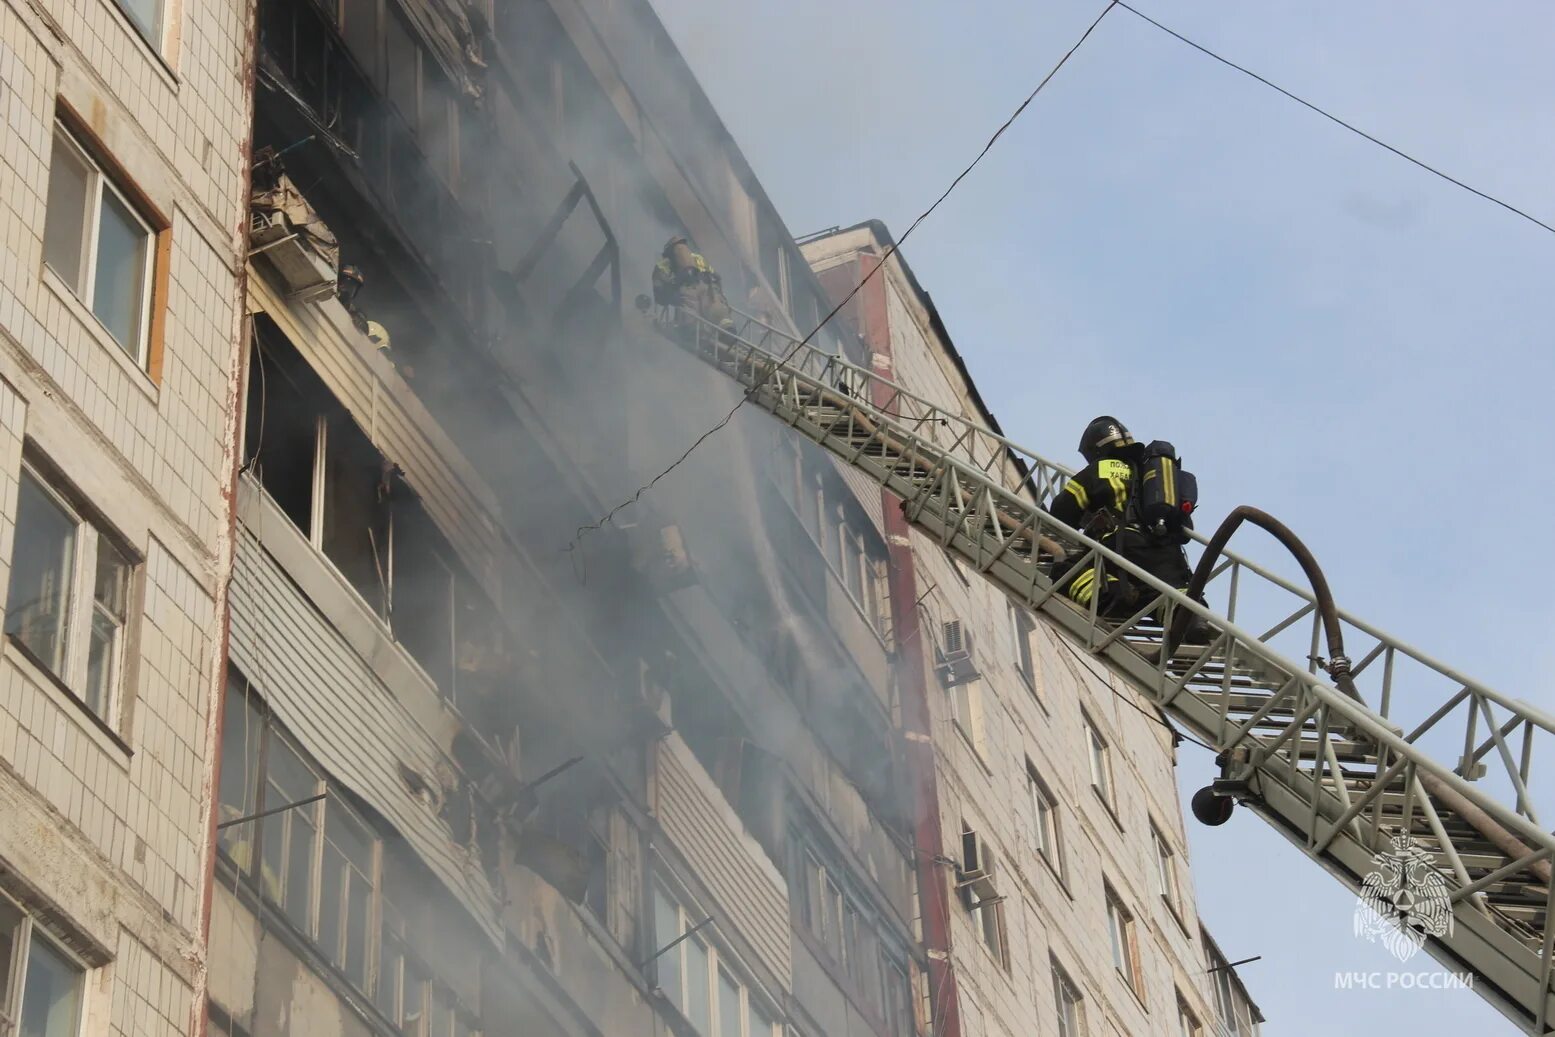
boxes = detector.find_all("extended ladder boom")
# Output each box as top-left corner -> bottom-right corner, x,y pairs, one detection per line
650,305 -> 1555,1033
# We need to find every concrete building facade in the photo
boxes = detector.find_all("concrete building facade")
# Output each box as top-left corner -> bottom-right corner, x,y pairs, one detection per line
0,0 -> 252,1033
803,223 -> 1265,1037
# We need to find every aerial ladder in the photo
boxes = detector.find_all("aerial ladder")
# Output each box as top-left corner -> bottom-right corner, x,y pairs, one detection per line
645,304 -> 1555,1033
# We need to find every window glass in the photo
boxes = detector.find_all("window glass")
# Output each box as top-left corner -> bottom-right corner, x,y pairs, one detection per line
0,898 -> 22,1010
654,885 -> 682,1006
1087,722 -> 1111,804
1053,962 -> 1082,1037
44,134 -> 90,291
262,735 -> 320,931
217,674 -> 263,868
375,929 -> 403,1022
85,538 -> 130,714
385,9 -> 419,125
93,187 -> 150,355
322,805 -> 374,989
430,989 -> 455,1037
402,961 -> 429,1035
685,935 -> 710,1034
842,533 -> 863,600
717,966 -> 741,1037
114,0 -> 161,41
5,472 -> 77,675
19,935 -> 82,1037
340,0 -> 380,78
749,1001 -> 777,1037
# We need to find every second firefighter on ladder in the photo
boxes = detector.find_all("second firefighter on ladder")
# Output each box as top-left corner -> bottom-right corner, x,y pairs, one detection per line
1050,416 -> 1210,639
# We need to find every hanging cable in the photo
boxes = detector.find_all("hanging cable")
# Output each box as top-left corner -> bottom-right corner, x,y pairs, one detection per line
565,0 -> 1120,555
1114,0 -> 1555,237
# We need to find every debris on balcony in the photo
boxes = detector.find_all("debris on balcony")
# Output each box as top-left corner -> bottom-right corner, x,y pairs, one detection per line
250,150 -> 339,302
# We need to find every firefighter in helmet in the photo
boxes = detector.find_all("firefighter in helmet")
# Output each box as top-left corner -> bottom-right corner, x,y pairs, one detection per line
652,236 -> 734,335
1049,416 -> 1207,637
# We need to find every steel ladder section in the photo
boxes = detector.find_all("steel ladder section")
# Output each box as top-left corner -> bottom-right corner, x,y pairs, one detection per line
650,306 -> 1555,1032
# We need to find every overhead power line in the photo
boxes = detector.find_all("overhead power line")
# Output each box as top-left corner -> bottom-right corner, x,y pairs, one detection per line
1114,0 -> 1555,237
566,1 -> 1121,555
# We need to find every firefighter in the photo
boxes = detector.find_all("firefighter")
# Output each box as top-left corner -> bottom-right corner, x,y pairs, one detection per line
1049,416 -> 1208,639
652,236 -> 734,335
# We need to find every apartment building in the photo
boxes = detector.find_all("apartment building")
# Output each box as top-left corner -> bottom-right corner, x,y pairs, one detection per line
209,1 -> 924,1035
0,0 -> 251,1033
802,223 -> 1265,1037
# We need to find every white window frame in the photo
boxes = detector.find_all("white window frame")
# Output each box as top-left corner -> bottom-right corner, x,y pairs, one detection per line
0,891 -> 88,1034
950,678 -> 984,753
1084,714 -> 1114,810
1104,885 -> 1142,992
1052,958 -> 1084,1037
1152,822 -> 1179,914
7,462 -> 133,724
1176,992 -> 1202,1037
110,0 -> 167,51
654,880 -> 781,1037
45,126 -> 156,366
1008,603 -> 1038,696
1026,763 -> 1063,879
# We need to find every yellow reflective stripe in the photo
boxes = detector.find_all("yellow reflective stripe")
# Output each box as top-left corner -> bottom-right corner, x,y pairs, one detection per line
1163,458 -> 1175,505
1063,479 -> 1089,510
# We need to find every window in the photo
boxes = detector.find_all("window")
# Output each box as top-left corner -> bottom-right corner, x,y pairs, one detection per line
0,896 -> 86,1037
320,803 -> 377,989
1084,715 -> 1113,810
1152,823 -> 1179,915
1176,993 -> 1202,1037
969,844 -> 1008,971
1052,959 -> 1084,1037
950,679 -> 984,752
1009,604 -> 1036,692
1104,885 -> 1142,993
241,328 -> 501,707
44,126 -> 155,362
112,0 -> 162,43
653,881 -> 780,1036
1026,763 -> 1062,879
791,829 -> 913,1026
261,731 -> 323,932
1205,937 -> 1261,1037
5,463 -> 136,722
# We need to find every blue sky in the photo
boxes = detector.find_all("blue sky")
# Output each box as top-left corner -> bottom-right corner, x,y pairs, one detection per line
650,1 -> 1555,1032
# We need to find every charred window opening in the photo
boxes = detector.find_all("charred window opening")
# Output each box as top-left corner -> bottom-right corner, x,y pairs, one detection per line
244,320 -> 323,536
257,0 -> 460,288
523,768 -> 642,954
320,411 -> 393,618
391,504 -> 455,691
242,321 -> 504,707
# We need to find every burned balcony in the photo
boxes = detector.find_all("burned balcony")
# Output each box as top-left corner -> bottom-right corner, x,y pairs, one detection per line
250,159 -> 339,303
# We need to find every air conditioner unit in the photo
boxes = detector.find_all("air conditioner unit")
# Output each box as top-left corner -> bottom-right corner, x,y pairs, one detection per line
250,209 -> 338,303
955,829 -> 998,904
936,619 -> 980,687
250,172 -> 339,303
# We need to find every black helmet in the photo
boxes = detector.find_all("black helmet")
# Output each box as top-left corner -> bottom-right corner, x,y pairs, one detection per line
1079,415 -> 1134,464
662,235 -> 690,259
